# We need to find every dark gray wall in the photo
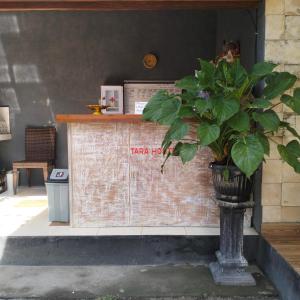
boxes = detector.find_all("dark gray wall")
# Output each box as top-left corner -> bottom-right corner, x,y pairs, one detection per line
216,9 -> 257,70
0,11 -> 217,185
0,9 -> 259,185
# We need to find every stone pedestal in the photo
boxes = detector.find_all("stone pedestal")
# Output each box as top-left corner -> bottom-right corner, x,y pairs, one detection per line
209,199 -> 256,286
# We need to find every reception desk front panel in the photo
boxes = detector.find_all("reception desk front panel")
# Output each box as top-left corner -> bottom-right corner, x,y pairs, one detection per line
67,121 -> 220,227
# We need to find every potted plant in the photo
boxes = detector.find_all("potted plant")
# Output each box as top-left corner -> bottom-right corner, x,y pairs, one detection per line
142,57 -> 300,285
143,58 -> 300,201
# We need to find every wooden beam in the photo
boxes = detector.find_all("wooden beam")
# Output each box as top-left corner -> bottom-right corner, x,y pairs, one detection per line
0,0 -> 260,11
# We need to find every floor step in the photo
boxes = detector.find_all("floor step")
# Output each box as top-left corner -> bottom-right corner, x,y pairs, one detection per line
0,265 -> 278,299
0,236 -> 258,266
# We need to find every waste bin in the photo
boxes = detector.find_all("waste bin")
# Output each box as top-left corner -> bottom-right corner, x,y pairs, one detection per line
45,169 -> 69,222
6,170 -> 19,195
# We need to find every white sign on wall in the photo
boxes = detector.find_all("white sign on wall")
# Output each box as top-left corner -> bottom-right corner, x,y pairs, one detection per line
124,80 -> 181,114
134,102 -> 148,114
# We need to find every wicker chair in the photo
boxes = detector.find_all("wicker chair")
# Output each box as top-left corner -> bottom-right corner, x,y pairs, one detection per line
13,126 -> 56,187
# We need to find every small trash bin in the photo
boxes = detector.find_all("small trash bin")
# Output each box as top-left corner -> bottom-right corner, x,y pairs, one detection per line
46,169 -> 69,222
6,170 -> 19,195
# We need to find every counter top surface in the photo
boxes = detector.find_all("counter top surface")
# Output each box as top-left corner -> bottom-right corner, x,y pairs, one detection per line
56,114 -> 143,123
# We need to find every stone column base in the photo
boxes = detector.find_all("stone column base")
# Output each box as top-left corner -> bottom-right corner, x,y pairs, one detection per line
210,199 -> 256,286
209,261 -> 256,286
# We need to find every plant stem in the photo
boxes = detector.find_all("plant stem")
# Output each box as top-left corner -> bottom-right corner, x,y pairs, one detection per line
270,102 -> 281,110
180,138 -> 199,143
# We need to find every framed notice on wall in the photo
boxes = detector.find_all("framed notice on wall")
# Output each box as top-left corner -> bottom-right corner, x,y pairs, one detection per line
100,85 -> 124,114
124,80 -> 181,114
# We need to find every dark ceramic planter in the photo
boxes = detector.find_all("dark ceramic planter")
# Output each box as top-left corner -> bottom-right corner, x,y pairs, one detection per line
210,163 -> 253,203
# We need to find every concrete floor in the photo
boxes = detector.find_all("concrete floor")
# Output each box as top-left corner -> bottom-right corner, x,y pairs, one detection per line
0,188 -> 277,299
0,264 -> 278,299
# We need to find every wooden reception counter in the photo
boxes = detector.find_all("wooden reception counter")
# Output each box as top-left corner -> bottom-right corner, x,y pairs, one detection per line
57,114 -> 219,228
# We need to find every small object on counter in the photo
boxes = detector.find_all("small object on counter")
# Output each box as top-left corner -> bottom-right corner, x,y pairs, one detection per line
86,104 -> 108,115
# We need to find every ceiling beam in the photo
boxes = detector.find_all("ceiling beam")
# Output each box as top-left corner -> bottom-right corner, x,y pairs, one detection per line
0,0 -> 260,11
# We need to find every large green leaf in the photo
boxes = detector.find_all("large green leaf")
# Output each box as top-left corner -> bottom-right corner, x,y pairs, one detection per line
263,72 -> 297,100
212,97 -> 240,125
195,98 -> 211,115
158,98 -> 181,125
175,75 -> 199,92
217,60 -> 234,86
251,62 -> 277,78
228,111 -> 250,132
197,122 -> 220,146
255,132 -> 270,156
280,121 -> 300,139
178,105 -> 196,118
162,119 -> 189,149
234,76 -> 251,99
196,59 -> 215,89
231,59 -> 248,86
199,59 -> 215,75
281,88 -> 300,114
278,140 -> 300,173
143,90 -> 170,121
286,140 -> 300,157
181,92 -> 198,105
172,142 -> 183,156
231,135 -> 265,177
248,98 -> 272,109
252,110 -> 280,131
179,143 -> 198,164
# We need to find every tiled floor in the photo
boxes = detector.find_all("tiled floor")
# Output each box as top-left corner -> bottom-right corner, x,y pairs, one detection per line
0,187 -> 257,236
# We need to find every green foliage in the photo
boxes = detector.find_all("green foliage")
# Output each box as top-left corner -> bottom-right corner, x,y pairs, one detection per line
248,98 -> 272,109
228,111 -> 250,132
231,135 -> 264,178
142,58 -> 300,178
212,97 -> 240,125
197,123 -> 220,146
281,88 -> 300,114
251,62 -> 277,78
252,110 -> 280,131
162,119 -> 189,152
255,132 -> 270,156
278,140 -> 300,173
179,143 -> 198,164
263,72 -> 297,99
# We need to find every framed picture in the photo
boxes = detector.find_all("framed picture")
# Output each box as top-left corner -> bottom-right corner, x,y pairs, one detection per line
100,86 -> 123,114
123,80 -> 181,114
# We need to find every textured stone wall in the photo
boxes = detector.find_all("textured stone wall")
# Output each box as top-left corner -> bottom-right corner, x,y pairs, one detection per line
263,0 -> 300,222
